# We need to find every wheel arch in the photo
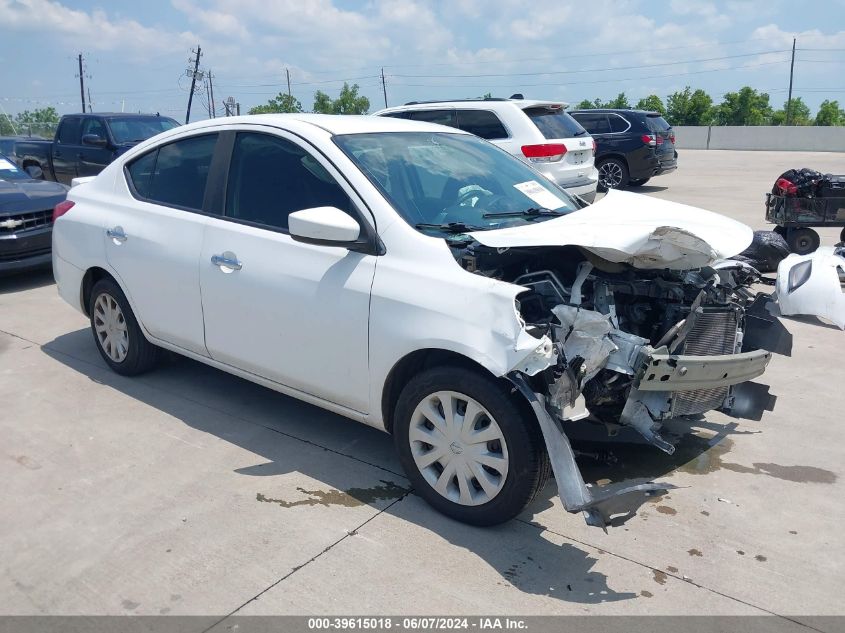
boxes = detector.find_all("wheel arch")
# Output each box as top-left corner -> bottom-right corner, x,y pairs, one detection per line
596,153 -> 629,169
381,348 -> 502,435
80,266 -> 119,317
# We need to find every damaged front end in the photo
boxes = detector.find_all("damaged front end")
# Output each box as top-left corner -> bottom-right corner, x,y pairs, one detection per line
450,226 -> 792,527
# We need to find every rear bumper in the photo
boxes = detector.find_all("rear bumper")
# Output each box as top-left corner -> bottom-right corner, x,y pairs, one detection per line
0,227 -> 53,274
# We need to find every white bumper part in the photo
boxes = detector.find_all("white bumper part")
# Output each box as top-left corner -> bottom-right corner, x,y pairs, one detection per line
775,247 -> 845,330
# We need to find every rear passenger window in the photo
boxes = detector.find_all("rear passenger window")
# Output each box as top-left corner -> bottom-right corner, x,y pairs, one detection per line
225,132 -> 353,231
126,134 -> 217,211
571,113 -> 610,135
406,110 -> 457,128
608,114 -> 630,133
456,110 -> 508,139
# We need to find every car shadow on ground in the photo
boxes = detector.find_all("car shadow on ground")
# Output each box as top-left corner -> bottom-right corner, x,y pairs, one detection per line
0,268 -> 54,294
42,328 -> 735,605
628,185 -> 669,193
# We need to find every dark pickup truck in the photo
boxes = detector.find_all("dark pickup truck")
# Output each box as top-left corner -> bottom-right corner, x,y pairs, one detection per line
15,113 -> 179,185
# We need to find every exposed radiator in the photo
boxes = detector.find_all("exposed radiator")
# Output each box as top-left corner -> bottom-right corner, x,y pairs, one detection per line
671,307 -> 740,417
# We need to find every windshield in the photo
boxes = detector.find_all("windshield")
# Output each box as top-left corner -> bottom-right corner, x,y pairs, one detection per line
0,154 -> 29,181
107,116 -> 180,144
334,132 -> 580,234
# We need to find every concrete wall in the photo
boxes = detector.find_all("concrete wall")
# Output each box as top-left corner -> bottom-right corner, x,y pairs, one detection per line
673,126 -> 845,152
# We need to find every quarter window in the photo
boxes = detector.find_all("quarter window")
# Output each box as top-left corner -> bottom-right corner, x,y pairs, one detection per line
225,132 -> 352,231
126,134 -> 217,211
456,110 -> 508,140
608,114 -> 630,133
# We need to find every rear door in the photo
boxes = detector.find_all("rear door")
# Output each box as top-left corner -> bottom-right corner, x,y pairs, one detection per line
571,112 -> 613,155
105,133 -> 218,356
522,105 -> 593,167
52,117 -> 82,184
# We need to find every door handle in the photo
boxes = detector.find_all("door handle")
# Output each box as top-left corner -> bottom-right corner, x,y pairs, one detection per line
211,253 -> 242,271
106,226 -> 127,243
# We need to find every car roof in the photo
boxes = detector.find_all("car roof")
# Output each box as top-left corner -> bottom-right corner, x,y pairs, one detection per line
375,99 -> 569,115
61,112 -> 174,118
569,108 -> 661,116
155,113 -> 472,137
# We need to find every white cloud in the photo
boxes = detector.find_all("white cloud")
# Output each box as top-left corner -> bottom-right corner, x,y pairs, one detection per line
0,0 -> 197,55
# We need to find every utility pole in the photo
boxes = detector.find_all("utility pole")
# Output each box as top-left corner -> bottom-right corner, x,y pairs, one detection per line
78,53 -> 86,113
87,87 -> 93,113
236,102 -> 240,116
786,37 -> 796,125
185,45 -> 202,124
208,70 -> 216,118
380,67 -> 388,109
205,80 -> 212,118
286,67 -> 292,101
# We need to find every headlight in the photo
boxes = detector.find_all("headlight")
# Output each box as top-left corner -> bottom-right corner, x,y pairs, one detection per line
787,260 -> 812,292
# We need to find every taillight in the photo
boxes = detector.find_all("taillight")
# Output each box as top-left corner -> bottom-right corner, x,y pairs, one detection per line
669,131 -> 675,144
521,143 -> 567,163
640,134 -> 656,147
656,135 -> 664,145
53,200 -> 75,223
591,138 -> 597,153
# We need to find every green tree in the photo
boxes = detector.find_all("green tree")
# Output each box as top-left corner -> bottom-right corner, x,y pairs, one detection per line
715,86 -> 772,125
606,92 -> 630,109
312,90 -> 334,114
12,107 -> 60,136
665,87 -> 714,125
635,94 -> 665,115
771,97 -> 811,125
814,99 -> 845,126
332,82 -> 370,114
574,99 -> 595,109
248,92 -> 303,114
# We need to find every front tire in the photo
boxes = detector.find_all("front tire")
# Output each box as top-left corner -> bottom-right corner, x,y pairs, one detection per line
597,158 -> 629,191
393,366 -> 550,526
89,278 -> 159,376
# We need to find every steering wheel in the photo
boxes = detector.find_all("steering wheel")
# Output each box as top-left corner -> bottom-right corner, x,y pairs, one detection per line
456,187 -> 494,207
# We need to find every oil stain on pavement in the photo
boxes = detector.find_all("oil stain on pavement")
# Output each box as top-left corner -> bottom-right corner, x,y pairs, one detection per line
257,480 -> 409,508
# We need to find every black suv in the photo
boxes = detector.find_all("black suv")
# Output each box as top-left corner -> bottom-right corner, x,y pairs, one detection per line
568,109 -> 677,190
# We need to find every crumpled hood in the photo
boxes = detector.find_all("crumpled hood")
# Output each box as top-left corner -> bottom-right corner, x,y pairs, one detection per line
469,189 -> 754,270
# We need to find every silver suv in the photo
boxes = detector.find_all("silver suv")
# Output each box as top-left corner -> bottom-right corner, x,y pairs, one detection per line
375,97 -> 598,201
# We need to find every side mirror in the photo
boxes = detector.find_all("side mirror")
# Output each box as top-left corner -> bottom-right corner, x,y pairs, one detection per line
81,134 -> 108,147
288,206 -> 361,246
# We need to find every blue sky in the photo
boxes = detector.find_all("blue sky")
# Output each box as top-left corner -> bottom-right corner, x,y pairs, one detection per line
1,0 -> 844,121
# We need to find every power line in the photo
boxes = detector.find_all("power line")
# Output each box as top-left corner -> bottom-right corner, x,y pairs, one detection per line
390,50 -> 790,79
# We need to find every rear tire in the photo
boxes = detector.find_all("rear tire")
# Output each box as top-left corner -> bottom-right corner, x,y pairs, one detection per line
840,227 -> 845,244
787,228 -> 820,255
628,178 -> 650,187
597,158 -> 629,191
393,366 -> 550,526
89,278 -> 159,376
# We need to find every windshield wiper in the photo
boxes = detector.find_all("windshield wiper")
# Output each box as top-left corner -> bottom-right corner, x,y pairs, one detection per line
573,130 -> 588,137
482,207 -> 565,219
415,221 -> 485,233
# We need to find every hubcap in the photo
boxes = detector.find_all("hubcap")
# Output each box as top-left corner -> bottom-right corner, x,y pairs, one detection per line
93,293 -> 129,363
409,390 -> 509,506
599,162 -> 623,188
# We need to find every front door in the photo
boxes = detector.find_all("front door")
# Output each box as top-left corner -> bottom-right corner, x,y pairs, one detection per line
104,133 -> 218,356
78,117 -> 113,177
199,130 -> 376,413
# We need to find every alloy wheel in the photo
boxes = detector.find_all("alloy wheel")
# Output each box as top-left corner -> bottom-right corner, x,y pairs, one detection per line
598,161 -> 624,189
93,292 -> 129,363
409,390 -> 509,506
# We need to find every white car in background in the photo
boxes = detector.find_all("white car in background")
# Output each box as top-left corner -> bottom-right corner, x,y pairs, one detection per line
375,97 -> 599,201
52,114 -> 786,529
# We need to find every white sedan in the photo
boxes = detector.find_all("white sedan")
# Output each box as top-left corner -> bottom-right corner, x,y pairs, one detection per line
53,114 -> 787,528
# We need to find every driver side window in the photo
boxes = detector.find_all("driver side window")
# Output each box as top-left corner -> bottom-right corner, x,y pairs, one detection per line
225,132 -> 353,231
81,118 -> 107,140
